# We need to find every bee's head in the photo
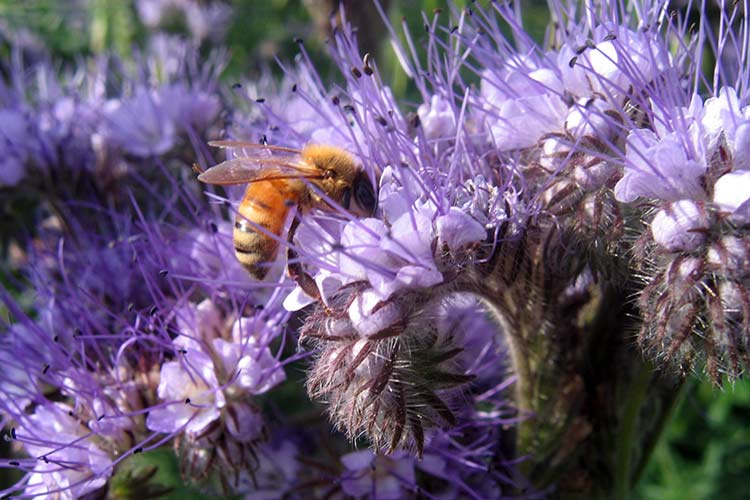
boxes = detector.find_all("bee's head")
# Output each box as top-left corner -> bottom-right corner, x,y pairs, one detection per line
304,144 -> 378,218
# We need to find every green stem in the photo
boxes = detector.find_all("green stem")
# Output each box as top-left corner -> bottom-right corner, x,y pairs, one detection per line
631,377 -> 690,486
614,360 -> 653,500
479,297 -> 532,412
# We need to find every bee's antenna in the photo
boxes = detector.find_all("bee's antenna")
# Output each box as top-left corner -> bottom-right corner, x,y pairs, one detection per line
192,163 -> 205,175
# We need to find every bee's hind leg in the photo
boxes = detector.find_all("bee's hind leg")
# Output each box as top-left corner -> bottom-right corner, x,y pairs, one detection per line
287,216 -> 332,315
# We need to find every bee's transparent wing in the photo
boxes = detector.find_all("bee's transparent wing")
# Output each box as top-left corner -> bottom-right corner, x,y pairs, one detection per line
198,142 -> 320,185
209,140 -> 302,158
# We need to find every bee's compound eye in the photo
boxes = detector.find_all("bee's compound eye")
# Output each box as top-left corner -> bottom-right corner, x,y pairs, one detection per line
341,187 -> 352,210
354,178 -> 377,215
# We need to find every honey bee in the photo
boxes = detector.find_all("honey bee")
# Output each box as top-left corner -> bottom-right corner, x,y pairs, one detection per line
196,140 -> 377,301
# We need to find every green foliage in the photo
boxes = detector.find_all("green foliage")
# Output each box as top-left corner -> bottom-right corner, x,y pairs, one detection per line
117,448 -> 224,500
636,378 -> 750,500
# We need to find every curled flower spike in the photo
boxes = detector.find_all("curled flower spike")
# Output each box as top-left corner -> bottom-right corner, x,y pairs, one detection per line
302,287 -> 471,456
626,81 -> 750,381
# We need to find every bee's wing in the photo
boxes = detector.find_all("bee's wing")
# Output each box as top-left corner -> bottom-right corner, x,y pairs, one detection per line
198,147 -> 321,186
209,140 -> 302,158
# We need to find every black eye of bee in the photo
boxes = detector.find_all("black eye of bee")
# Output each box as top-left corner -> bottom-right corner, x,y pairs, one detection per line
354,176 -> 377,215
341,187 -> 352,209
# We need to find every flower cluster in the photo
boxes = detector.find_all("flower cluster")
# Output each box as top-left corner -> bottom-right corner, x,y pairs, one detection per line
2,0 -> 750,498
0,35 -> 222,195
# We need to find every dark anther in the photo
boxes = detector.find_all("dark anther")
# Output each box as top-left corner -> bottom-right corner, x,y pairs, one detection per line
375,116 -> 388,126
53,336 -> 59,342
604,32 -> 616,41
255,98 -> 266,103
586,39 -> 596,49
42,456 -> 49,463
179,349 -> 187,354
363,53 -> 374,75
159,269 -> 168,277
98,415 -> 105,421
9,461 -> 19,467
450,26 -> 458,34
291,83 -> 297,92
569,56 -> 578,68
343,104 -> 356,113
284,199 -> 296,207
434,7 -> 442,14
185,398 -> 191,404
351,67 -> 362,78
332,96 -> 340,105
424,23 -> 430,32
149,306 -> 158,316
575,45 -> 587,55
10,428 -> 16,439
231,83 -> 242,89
293,37 -> 304,45
42,364 -> 50,374
254,304 -> 264,310
209,222 -> 218,233
127,303 -> 135,311
260,134 -> 268,145
133,447 -> 143,454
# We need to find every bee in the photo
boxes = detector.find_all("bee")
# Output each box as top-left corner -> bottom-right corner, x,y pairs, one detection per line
196,140 -> 378,301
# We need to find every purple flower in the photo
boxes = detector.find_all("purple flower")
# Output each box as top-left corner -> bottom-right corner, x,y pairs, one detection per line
559,24 -> 669,101
104,88 -> 177,157
19,403 -> 113,499
615,129 -> 706,202
713,171 -> 750,224
147,297 -> 286,437
417,94 -> 457,141
701,87 -> 750,165
239,438 -> 300,499
340,450 -> 416,499
480,63 -> 568,150
147,348 -> 226,436
0,108 -> 35,186
137,0 -> 232,43
650,200 -> 710,252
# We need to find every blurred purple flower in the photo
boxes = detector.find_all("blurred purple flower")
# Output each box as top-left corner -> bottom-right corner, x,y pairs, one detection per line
104,88 -> 178,158
340,450 -> 416,499
137,0 -> 233,43
0,108 -> 38,186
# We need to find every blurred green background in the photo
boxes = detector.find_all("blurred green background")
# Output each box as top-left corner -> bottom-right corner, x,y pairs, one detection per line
0,1 -> 747,499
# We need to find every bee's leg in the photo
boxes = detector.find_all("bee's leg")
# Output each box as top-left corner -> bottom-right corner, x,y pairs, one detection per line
287,216 -> 332,315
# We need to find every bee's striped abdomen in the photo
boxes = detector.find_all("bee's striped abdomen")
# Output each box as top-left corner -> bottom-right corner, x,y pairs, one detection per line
234,180 -> 298,279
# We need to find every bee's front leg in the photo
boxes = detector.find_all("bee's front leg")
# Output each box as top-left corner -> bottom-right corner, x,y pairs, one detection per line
287,216 -> 332,315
